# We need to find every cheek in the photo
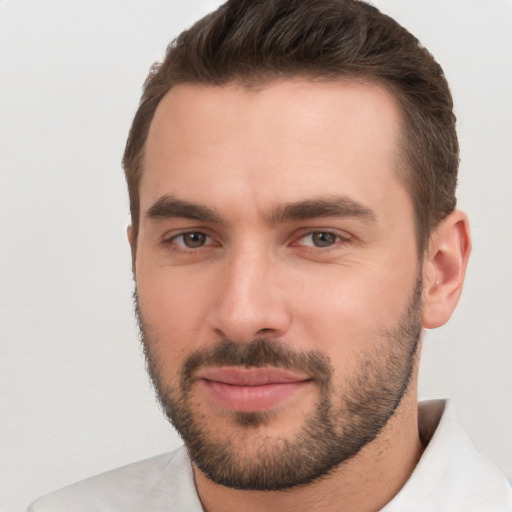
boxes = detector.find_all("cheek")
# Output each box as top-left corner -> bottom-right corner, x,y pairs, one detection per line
298,281 -> 377,358
294,261 -> 418,358
136,265 -> 215,363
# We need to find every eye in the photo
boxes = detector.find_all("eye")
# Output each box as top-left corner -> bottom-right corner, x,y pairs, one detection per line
298,231 -> 345,248
171,231 -> 210,249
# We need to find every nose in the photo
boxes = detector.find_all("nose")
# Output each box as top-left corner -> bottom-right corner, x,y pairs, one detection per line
209,244 -> 292,343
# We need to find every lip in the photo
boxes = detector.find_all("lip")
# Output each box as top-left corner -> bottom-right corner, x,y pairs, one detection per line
196,367 -> 312,412
197,367 -> 310,385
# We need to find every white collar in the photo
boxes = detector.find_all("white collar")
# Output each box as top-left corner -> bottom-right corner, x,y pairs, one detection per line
382,399 -> 512,511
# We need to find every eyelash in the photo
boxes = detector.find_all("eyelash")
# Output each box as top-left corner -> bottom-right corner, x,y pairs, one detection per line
294,230 -> 351,249
162,229 -> 351,252
162,231 -> 215,250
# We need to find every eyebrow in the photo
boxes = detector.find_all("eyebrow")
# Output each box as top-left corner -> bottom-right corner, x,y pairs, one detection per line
146,195 -> 222,223
266,196 -> 377,224
145,194 -> 376,225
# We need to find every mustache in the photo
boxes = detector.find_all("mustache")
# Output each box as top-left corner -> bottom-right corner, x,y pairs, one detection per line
181,338 -> 332,389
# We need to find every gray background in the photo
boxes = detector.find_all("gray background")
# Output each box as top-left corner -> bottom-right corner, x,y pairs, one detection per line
1,1 -> 511,511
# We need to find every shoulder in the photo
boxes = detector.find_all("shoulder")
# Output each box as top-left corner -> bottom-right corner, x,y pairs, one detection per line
27,446 -> 201,512
385,400 -> 512,511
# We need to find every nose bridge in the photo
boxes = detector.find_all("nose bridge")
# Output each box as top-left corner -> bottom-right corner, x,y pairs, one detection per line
211,240 -> 290,342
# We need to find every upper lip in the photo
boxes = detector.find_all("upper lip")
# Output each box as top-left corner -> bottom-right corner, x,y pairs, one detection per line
196,367 -> 311,386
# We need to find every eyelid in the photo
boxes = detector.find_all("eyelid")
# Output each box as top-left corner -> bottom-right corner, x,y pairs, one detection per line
161,228 -> 216,248
175,232 -> 210,247
159,227 -> 352,250
293,228 -> 352,245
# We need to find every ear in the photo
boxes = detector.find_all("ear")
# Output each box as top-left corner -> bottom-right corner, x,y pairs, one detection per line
421,210 -> 471,329
127,224 -> 137,275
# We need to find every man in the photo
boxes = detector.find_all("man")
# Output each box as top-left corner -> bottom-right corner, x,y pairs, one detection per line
29,0 -> 511,510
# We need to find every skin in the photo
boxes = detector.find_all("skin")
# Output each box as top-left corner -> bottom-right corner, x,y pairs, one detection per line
129,80 -> 471,512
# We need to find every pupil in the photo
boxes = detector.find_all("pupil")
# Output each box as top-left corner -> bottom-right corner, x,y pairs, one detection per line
313,232 -> 336,247
184,233 -> 205,248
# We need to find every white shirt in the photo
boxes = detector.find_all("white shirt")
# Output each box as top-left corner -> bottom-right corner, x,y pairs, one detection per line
28,400 -> 512,511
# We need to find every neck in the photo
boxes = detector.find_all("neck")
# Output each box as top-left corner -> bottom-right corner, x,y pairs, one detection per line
193,384 -> 424,512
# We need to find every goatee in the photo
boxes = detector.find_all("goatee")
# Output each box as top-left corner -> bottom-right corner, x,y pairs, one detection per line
135,278 -> 423,490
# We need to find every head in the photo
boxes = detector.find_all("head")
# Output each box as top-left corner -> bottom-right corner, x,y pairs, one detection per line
124,0 -> 470,493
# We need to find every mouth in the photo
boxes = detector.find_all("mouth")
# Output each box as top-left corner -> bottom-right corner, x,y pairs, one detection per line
195,367 -> 312,412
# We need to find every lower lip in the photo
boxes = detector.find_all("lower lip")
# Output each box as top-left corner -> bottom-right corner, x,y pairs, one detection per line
201,380 -> 310,412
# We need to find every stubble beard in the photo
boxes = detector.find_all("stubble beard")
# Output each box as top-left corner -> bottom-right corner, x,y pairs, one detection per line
135,278 -> 423,491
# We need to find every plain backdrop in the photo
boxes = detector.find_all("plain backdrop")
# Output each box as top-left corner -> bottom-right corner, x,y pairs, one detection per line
1,1 -> 511,511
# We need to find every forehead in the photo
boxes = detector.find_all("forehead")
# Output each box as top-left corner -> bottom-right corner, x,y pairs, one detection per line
142,79 -> 409,220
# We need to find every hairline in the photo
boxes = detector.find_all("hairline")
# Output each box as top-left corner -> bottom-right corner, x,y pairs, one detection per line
130,74 -> 434,257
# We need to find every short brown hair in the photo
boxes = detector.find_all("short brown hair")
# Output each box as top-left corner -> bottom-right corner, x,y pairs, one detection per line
123,0 -> 458,254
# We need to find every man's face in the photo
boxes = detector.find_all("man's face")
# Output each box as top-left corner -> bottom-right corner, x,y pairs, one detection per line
133,80 -> 423,490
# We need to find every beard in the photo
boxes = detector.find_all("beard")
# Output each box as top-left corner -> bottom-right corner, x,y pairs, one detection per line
135,278 -> 423,491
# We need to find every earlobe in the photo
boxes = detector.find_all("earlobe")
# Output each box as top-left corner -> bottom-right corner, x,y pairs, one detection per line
421,210 -> 471,329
